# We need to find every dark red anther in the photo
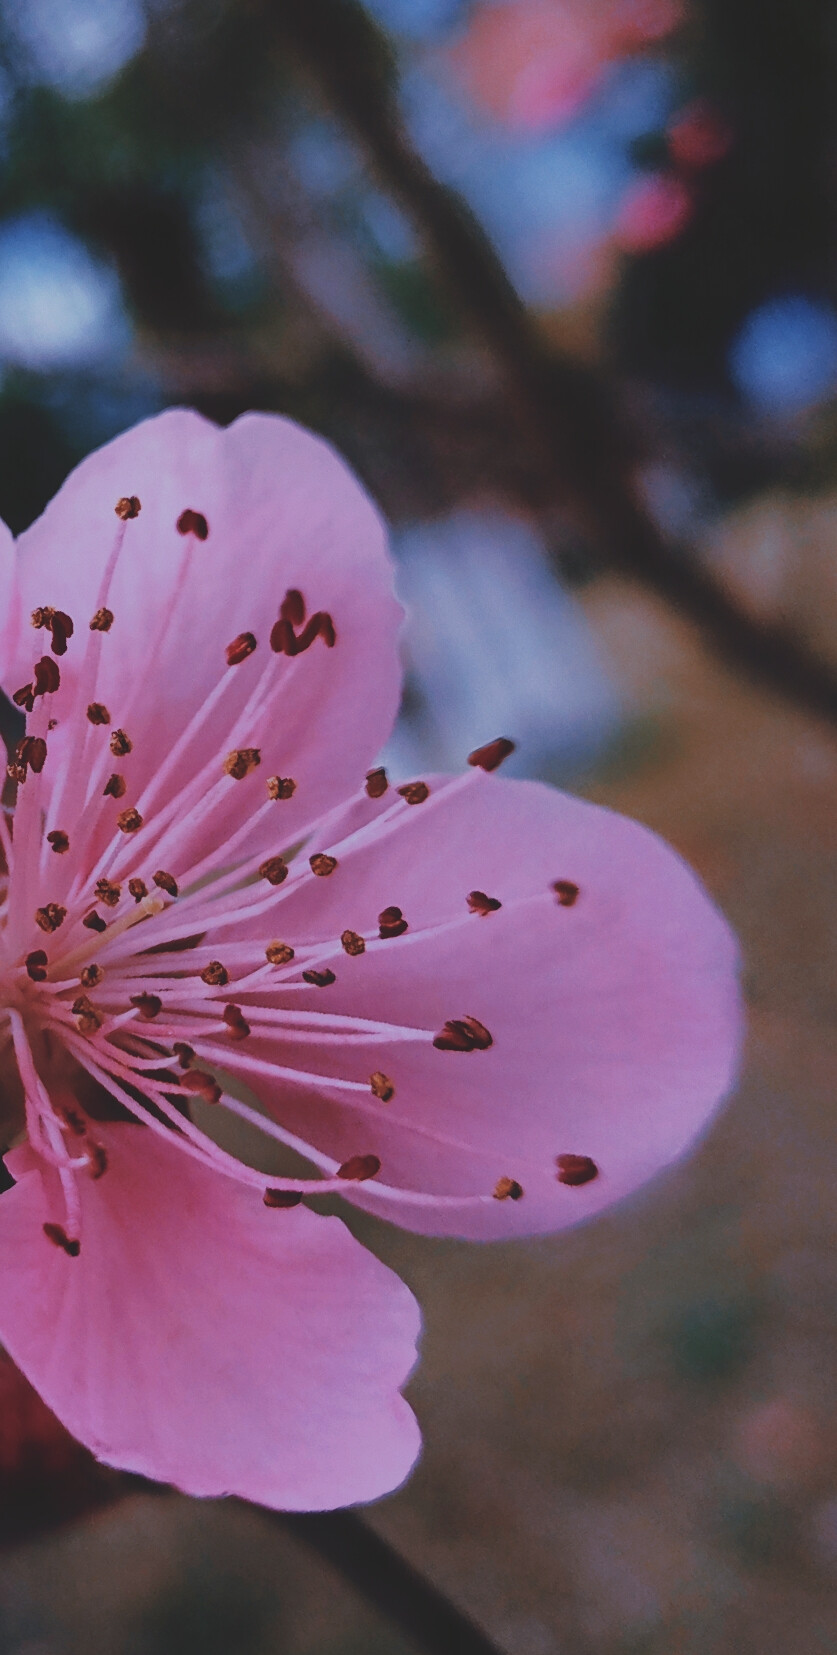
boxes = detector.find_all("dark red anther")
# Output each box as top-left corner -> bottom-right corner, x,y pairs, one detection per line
200,960 -> 229,986
130,993 -> 162,1021
280,589 -> 306,627
269,617 -> 295,654
43,1222 -> 80,1257
180,1069 -> 221,1104
433,1015 -> 493,1052
265,942 -> 294,965
80,964 -> 103,989
117,807 -> 143,834
224,748 -> 260,780
128,877 -> 147,902
89,608 -> 114,632
153,870 -> 178,898
264,1188 -> 303,1208
83,910 -> 107,932
309,853 -> 337,877
35,903 -> 66,934
378,905 -> 408,939
468,737 -> 515,772
294,612 -> 332,653
370,1071 -> 394,1102
49,611 -> 74,657
494,1177 -> 523,1201
337,1153 -> 381,1182
173,1042 -> 195,1068
103,773 -> 126,799
12,683 -> 34,712
6,762 -> 26,786
267,775 -> 296,800
72,995 -> 102,1033
25,950 -> 48,982
317,612 -> 336,648
365,766 -> 388,799
556,1154 -> 599,1187
110,729 -> 132,756
341,930 -> 366,956
95,878 -> 120,908
258,856 -> 288,886
553,881 -> 579,907
33,656 -> 60,695
467,890 -> 501,916
225,632 -> 257,666
302,968 -> 336,987
46,830 -> 69,854
398,781 -> 430,805
223,1004 -> 251,1040
87,702 -> 110,725
115,495 -> 141,520
88,1142 -> 108,1179
16,736 -> 46,773
176,509 -> 208,539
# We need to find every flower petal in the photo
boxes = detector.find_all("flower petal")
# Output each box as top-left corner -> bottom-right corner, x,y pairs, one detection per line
0,1123 -> 421,1509
215,772 -> 742,1238
2,409 -> 402,880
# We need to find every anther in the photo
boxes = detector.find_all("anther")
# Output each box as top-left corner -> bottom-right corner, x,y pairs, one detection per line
266,942 -> 294,965
267,776 -> 296,800
25,950 -> 48,982
468,890 -> 502,916
95,878 -> 121,908
556,1154 -> 599,1187
87,1143 -> 108,1179
33,656 -> 60,695
302,968 -> 336,987
87,702 -> 111,725
337,1154 -> 381,1182
378,905 -> 408,939
223,1004 -> 250,1040
46,830 -> 69,854
83,910 -> 107,933
90,607 -> 114,632
200,961 -> 229,986
225,631 -> 257,666
48,611 -> 73,657
468,737 -> 515,772
6,763 -> 26,785
31,606 -> 54,630
309,853 -> 337,877
341,930 -> 365,956
110,729 -> 132,756
35,903 -> 66,934
258,856 -> 288,887
269,618 -> 294,654
177,508 -> 209,539
128,877 -> 147,902
72,994 -> 102,1034
103,773 -> 126,798
224,748 -> 260,780
180,1069 -> 221,1104
115,495 -> 141,520
365,767 -> 388,799
398,782 -> 430,805
433,1015 -> 493,1052
117,807 -> 143,834
493,1176 -> 523,1201
130,993 -> 162,1021
153,870 -> 178,897
280,589 -> 305,626
12,684 -> 34,712
173,1042 -> 194,1068
295,612 -> 336,653
80,963 -> 103,989
553,881 -> 579,908
370,1071 -> 394,1102
43,1222 -> 80,1257
264,1188 -> 303,1208
17,736 -> 47,773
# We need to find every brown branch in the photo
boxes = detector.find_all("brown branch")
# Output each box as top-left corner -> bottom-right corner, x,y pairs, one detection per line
260,0 -> 837,727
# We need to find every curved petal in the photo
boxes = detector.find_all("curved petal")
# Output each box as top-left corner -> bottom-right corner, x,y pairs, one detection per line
212,772 -> 742,1238
2,408 -> 402,883
0,1124 -> 421,1510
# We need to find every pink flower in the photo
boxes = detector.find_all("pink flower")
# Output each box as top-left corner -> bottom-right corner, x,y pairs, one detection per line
0,411 -> 741,1510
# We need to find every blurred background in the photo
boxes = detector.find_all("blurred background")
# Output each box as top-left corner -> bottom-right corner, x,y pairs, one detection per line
2,1 -> 837,1650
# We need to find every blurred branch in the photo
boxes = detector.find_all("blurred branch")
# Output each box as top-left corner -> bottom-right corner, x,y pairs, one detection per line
260,0 -> 837,728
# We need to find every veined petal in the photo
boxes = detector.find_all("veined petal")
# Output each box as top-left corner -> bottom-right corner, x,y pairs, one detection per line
0,1124 -> 421,1510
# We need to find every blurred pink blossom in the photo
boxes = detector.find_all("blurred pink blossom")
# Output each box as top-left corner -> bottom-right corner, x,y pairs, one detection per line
0,411 -> 740,1509
614,170 -> 693,250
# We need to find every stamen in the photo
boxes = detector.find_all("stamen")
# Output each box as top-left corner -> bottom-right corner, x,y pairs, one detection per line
43,1222 -> 80,1257
264,1188 -> 303,1208
556,1154 -> 599,1186
128,878 -> 147,902
365,767 -> 388,799
258,856 -> 288,886
302,968 -> 336,987
46,830 -> 70,854
223,1004 -> 251,1040
337,1154 -> 381,1182
493,1177 -> 523,1201
341,930 -> 365,956
115,495 -> 141,520
200,961 -> 229,986
90,608 -> 114,632
95,878 -> 121,908
309,854 -> 337,877
266,776 -> 296,800
31,606 -> 54,630
177,509 -> 209,539
468,737 -> 515,772
35,903 -> 66,934
173,1042 -> 195,1067
80,963 -> 103,988
153,870 -> 178,897
397,782 -> 430,805
179,1068 -> 221,1103
86,702 -> 111,725
130,993 -> 162,1021
110,729 -> 132,756
49,611 -> 74,657
83,910 -> 107,933
224,748 -> 260,780
33,656 -> 60,695
280,589 -> 305,626
468,890 -> 502,916
103,774 -> 126,799
266,942 -> 294,965
16,736 -> 47,774
378,905 -> 408,939
25,950 -> 48,982
370,1071 -> 394,1102
117,808 -> 143,834
72,994 -> 102,1034
553,881 -> 580,907
12,683 -> 34,712
226,632 -> 257,665
433,1016 -> 493,1052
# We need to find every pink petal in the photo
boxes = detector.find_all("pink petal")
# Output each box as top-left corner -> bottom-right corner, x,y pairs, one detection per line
0,1124 -> 421,1509
218,773 -> 741,1238
1,409 -> 402,877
